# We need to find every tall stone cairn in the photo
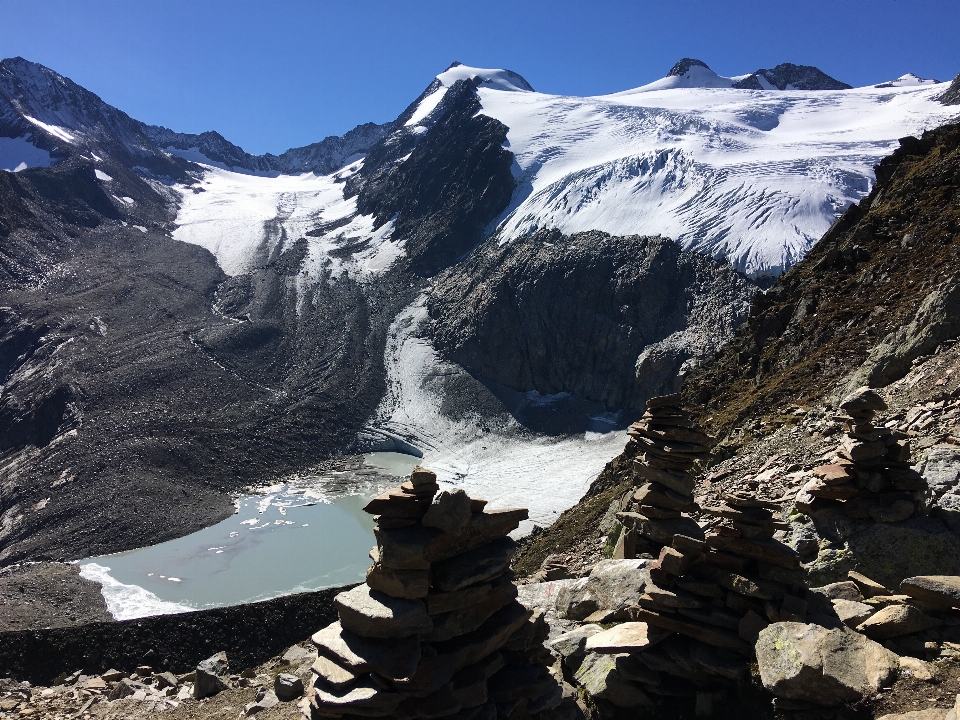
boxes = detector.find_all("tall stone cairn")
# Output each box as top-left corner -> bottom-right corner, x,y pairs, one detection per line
590,394 -> 809,699
796,387 -> 927,523
304,467 -> 568,720
618,392 -> 711,561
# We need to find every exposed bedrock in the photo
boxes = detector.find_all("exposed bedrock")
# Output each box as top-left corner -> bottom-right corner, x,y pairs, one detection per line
347,78 -> 516,276
426,229 -> 757,412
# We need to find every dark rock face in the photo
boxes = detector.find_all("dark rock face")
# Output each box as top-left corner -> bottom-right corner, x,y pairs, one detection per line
668,59 -> 711,77
940,73 -> 960,105
347,79 -> 516,276
732,63 -> 852,91
0,57 -> 192,181
427,230 -> 756,411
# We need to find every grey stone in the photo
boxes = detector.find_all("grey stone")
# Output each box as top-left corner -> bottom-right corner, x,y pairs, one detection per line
244,689 -> 279,715
548,624 -> 604,670
334,584 -> 433,638
921,446 -> 960,496
109,678 -> 140,700
901,575 -> 960,609
839,387 -> 888,415
311,621 -> 422,680
556,577 -> 592,620
310,655 -> 357,689
559,559 -> 652,620
281,645 -> 317,666
194,652 -> 229,699
422,489 -> 473,534
274,673 -> 304,701
935,493 -> 960,533
313,676 -> 402,712
832,599 -> 875,627
845,516 -> 960,589
756,622 -> 899,706
870,500 -> 915,523
573,653 -> 654,708
857,604 -> 942,639
852,282 -> 960,389
365,563 -> 430,599
516,578 -> 580,614
584,622 -> 671,654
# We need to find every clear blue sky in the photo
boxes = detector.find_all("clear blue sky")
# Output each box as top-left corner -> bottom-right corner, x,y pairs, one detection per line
2,0 -> 958,155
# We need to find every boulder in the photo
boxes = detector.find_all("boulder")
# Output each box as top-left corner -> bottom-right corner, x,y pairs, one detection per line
856,604 -> 941,639
274,673 -> 304,701
901,575 -> 960,609
898,656 -> 937,682
840,388 -> 888,415
845,516 -> 960,589
566,559 -> 652,619
573,652 -> 654,708
921,446 -> 960,496
334,585 -> 433,638
755,622 -> 899,706
194,652 -> 230,700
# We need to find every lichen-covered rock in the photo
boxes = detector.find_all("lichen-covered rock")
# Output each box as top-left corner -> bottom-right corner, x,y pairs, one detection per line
755,622 -> 898,706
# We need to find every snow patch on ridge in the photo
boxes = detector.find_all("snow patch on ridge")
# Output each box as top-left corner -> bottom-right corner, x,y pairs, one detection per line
437,65 -> 534,93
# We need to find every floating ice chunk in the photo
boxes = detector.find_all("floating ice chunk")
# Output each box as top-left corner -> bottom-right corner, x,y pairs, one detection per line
240,519 -> 258,526
78,563 -> 192,620
95,169 -> 112,182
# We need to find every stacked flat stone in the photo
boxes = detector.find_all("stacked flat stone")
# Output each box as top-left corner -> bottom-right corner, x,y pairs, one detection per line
561,498 -> 809,706
616,393 -> 710,561
796,387 -> 926,524
304,466 -> 565,720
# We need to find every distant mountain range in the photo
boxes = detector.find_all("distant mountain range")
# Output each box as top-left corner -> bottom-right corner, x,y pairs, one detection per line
0,55 -> 957,564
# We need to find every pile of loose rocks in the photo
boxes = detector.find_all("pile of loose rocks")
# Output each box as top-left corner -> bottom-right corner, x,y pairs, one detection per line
545,395 -> 811,712
306,467 -> 572,720
616,392 -> 711,561
796,387 -> 927,523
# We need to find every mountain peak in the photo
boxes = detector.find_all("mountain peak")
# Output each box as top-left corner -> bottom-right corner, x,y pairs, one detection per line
668,58 -> 711,77
435,64 -> 533,92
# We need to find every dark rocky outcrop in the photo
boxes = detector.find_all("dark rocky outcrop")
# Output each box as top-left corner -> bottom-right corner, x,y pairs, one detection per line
668,58 -> 711,77
732,63 -> 852,91
347,78 -> 516,276
940,72 -> 960,105
427,230 -> 756,411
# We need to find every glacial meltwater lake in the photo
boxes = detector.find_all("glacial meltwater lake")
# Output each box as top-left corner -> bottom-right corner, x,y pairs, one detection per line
78,452 -> 422,619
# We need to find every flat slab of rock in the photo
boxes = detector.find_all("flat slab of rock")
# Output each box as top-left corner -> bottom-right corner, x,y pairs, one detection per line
832,599 -> 875,627
877,711 -> 952,720
584,622 -> 671,654
310,655 -> 357,689
311,621 -> 421,680
901,575 -> 960,609
856,603 -> 941,639
365,563 -> 430,599
756,622 -> 899,707
431,601 -> 532,671
312,676 -> 402,712
335,585 -> 433,638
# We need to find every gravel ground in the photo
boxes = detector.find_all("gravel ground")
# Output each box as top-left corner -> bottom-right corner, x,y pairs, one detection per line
0,563 -> 111,632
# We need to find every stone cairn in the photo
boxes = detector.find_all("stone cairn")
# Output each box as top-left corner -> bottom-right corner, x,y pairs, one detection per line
796,387 -> 927,523
594,393 -> 808,702
304,467 -> 567,720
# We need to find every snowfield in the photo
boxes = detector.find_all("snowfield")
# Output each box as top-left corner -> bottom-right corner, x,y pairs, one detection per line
172,159 -> 404,281
463,67 -> 958,277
